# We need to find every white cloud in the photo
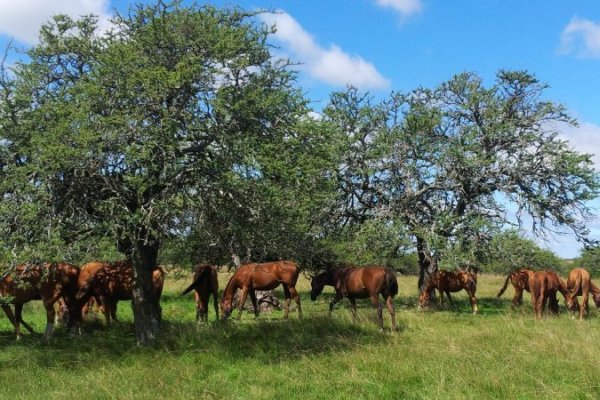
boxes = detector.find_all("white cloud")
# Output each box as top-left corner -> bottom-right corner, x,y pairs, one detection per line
375,0 -> 422,19
0,0 -> 112,44
559,17 -> 600,59
559,121 -> 600,170
261,12 -> 390,90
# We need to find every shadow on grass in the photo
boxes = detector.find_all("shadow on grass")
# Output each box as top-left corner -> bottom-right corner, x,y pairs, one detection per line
0,315 -> 390,369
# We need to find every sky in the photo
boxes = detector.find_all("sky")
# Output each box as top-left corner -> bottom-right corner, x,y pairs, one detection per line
0,0 -> 599,258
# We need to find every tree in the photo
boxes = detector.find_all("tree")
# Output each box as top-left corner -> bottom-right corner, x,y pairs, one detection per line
577,245 -> 600,276
325,71 -> 599,290
0,3 -> 310,344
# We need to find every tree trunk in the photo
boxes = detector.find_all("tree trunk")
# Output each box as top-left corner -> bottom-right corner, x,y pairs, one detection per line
130,239 -> 161,346
416,236 -> 438,295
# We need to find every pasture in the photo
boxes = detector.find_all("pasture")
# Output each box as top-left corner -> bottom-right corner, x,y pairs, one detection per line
1,272 -> 600,399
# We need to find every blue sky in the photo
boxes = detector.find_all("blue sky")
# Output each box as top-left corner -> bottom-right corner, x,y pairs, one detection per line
1,0 -> 599,258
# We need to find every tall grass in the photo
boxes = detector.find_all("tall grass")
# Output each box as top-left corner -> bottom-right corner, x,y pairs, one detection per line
1,272 -> 599,399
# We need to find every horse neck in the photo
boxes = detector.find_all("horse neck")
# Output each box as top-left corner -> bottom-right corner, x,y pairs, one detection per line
222,275 -> 239,301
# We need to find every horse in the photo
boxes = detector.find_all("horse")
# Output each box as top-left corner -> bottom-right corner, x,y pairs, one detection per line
180,264 -> 219,322
220,260 -> 302,320
529,270 -> 568,319
310,265 -> 398,332
496,268 -> 534,306
0,262 -> 80,340
564,268 -> 593,320
76,260 -> 164,326
418,269 -> 478,314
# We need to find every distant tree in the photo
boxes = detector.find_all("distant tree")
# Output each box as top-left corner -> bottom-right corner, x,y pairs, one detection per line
325,71 -> 599,291
0,3 -> 312,343
475,230 -> 564,274
577,246 -> 600,276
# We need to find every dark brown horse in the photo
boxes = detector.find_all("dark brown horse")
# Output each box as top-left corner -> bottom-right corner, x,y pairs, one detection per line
310,265 -> 398,332
564,267 -> 592,320
0,262 -> 80,340
529,270 -> 568,319
75,261 -> 164,326
220,260 -> 302,320
418,269 -> 478,314
497,268 -> 534,306
181,264 -> 219,322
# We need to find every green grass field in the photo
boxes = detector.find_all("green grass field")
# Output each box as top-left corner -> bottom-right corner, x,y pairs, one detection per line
1,273 -> 599,400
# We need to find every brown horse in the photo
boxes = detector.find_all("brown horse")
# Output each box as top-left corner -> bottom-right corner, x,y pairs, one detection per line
310,265 -> 398,332
564,268 -> 592,320
529,270 -> 568,319
0,262 -> 80,340
181,264 -> 219,322
220,260 -> 302,320
497,268 -> 534,306
590,282 -> 600,308
418,269 -> 478,314
76,261 -> 164,326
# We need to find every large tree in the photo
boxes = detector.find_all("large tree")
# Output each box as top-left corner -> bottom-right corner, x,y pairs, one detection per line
325,71 -> 599,290
0,3 -> 311,343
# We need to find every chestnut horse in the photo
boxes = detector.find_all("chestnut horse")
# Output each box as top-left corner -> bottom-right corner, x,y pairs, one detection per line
419,269 -> 478,314
310,265 -> 398,331
565,267 -> 593,320
76,261 -> 164,326
529,270 -> 568,319
497,268 -> 534,306
220,260 -> 302,320
0,262 -> 80,340
181,264 -> 219,322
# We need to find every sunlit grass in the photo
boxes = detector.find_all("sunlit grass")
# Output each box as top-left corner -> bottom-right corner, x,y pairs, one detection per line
1,272 -> 599,399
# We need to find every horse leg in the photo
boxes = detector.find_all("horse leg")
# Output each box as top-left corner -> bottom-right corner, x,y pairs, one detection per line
282,285 -> 292,319
1,305 -> 19,339
329,292 -> 343,317
514,288 -> 523,306
446,291 -> 454,306
111,301 -> 118,322
371,295 -> 384,331
581,292 -> 589,320
237,288 -> 249,320
42,301 -> 56,341
469,290 -> 478,314
386,295 -> 397,332
248,290 -> 259,318
15,303 -> 35,336
289,286 -> 302,319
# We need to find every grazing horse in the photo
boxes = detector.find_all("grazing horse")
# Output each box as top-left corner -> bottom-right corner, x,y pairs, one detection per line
419,269 -> 478,314
497,268 -> 534,306
529,270 -> 568,319
0,262 -> 80,340
564,268 -> 592,320
220,260 -> 302,320
590,282 -> 600,308
76,261 -> 164,326
181,264 -> 219,322
310,265 -> 398,332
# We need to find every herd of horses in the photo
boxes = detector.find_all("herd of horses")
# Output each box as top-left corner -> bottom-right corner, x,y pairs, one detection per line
0,259 -> 598,340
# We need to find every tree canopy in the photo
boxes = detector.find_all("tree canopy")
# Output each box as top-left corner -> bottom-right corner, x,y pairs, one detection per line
323,71 -> 599,287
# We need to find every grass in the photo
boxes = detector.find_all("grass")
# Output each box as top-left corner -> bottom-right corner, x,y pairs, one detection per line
1,273 -> 600,399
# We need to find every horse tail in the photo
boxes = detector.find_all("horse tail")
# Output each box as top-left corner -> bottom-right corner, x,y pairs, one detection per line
385,269 -> 399,297
180,267 -> 209,296
497,272 -> 512,298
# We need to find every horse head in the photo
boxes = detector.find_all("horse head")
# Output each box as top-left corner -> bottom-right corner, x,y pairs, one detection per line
310,271 -> 329,301
220,296 -> 233,321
